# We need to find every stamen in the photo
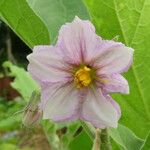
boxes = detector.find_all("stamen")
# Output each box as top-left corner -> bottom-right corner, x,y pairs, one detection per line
74,66 -> 92,88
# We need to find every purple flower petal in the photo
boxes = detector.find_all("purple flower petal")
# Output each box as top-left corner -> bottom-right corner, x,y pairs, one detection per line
104,94 -> 121,118
57,16 -> 101,64
87,40 -> 122,64
99,74 -> 129,94
95,43 -> 133,74
41,82 -> 80,122
27,45 -> 72,86
80,88 -> 119,128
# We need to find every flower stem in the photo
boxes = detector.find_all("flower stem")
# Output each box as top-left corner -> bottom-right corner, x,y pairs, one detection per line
80,121 -> 112,150
100,129 -> 112,150
92,129 -> 101,150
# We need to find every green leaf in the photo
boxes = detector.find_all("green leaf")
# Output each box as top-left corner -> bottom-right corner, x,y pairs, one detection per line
84,0 -> 150,139
69,130 -> 92,150
3,61 -> 39,101
109,124 -> 144,150
141,131 -> 150,150
0,0 -> 50,48
27,0 -> 89,43
60,121 -> 81,148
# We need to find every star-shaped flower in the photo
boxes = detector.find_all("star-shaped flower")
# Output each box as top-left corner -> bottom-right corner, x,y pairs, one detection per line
27,17 -> 133,128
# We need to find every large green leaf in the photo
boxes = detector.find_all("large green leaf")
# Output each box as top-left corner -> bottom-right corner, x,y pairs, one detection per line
84,0 -> 150,139
0,0 -> 50,48
27,0 -> 89,43
109,124 -> 144,150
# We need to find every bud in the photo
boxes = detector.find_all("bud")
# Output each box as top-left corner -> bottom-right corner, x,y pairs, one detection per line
22,91 -> 42,127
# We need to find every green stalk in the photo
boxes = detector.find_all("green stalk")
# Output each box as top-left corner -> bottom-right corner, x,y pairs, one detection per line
100,129 -> 112,150
92,129 -> 101,150
80,121 -> 112,150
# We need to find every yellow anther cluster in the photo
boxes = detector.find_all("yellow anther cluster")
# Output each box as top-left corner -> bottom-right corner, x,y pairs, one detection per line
74,66 -> 91,88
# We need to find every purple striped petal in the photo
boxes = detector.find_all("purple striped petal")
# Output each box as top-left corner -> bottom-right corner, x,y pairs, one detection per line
27,45 -> 72,86
41,82 -> 80,122
80,88 -> 119,128
99,74 -> 129,94
95,44 -> 133,74
104,94 -> 121,118
57,16 -> 101,65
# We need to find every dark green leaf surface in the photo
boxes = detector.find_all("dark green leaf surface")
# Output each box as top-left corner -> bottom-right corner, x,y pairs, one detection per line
0,0 -> 50,48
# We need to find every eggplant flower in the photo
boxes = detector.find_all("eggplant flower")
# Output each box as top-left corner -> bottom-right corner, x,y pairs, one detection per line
27,17 -> 133,128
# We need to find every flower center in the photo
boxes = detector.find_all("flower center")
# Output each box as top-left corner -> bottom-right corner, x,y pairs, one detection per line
74,66 -> 92,88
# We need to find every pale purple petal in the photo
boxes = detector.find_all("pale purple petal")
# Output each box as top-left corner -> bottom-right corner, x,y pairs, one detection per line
95,43 -> 134,74
41,82 -> 80,122
57,16 -> 101,64
80,88 -> 119,128
98,74 -> 129,94
87,40 -> 122,64
27,45 -> 72,86
104,94 -> 121,118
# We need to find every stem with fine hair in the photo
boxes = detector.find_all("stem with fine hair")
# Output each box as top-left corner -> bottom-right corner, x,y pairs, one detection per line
100,128 -> 112,150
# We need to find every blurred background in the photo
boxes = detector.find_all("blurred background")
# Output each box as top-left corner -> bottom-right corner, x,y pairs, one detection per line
0,20 -> 51,150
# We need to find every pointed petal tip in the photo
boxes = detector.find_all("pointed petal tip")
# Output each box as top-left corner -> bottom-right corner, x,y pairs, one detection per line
73,16 -> 89,23
126,86 -> 130,94
73,16 -> 82,23
111,122 -> 118,128
26,53 -> 33,62
74,15 -> 81,20
130,47 -> 134,52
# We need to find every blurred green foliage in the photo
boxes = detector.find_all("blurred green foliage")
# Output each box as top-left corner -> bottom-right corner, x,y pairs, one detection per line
0,97 -> 26,149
